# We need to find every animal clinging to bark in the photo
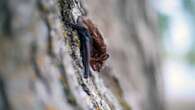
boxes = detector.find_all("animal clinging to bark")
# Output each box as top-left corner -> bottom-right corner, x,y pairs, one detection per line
66,16 -> 109,78
82,17 -> 109,72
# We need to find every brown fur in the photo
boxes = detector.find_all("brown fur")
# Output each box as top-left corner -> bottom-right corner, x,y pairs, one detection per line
79,16 -> 109,72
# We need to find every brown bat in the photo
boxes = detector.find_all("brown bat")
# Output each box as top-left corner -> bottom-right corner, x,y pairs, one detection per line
65,16 -> 109,78
79,16 -> 109,72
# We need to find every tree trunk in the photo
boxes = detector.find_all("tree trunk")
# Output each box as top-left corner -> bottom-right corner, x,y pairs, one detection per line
0,0 -> 164,110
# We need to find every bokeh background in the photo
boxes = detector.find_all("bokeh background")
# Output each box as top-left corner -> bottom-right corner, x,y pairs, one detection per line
155,0 -> 195,110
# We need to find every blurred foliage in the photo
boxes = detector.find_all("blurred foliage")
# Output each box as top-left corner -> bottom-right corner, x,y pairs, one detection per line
182,0 -> 195,65
158,13 -> 169,35
183,0 -> 195,15
186,51 -> 195,65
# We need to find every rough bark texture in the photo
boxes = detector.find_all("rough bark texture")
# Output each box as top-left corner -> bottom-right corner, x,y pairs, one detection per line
0,0 -> 164,110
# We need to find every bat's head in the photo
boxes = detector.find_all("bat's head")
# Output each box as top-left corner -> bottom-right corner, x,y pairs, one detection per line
77,16 -> 95,32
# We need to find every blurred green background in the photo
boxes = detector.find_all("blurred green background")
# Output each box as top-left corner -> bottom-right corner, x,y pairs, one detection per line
155,0 -> 195,109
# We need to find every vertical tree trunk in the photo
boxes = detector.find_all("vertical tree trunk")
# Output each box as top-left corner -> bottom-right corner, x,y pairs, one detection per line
0,0 -> 164,110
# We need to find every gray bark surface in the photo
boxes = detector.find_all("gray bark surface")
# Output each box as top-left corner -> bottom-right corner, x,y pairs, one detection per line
0,0 -> 164,110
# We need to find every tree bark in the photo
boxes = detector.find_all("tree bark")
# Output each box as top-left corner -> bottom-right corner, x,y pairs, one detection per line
0,0 -> 164,110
